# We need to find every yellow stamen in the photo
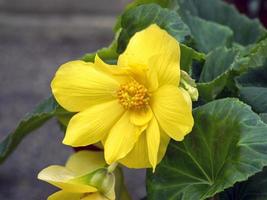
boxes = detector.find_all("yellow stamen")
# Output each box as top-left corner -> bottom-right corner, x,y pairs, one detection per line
117,80 -> 150,110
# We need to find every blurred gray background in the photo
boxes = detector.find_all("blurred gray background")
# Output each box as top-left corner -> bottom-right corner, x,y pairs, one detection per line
0,0 -> 146,199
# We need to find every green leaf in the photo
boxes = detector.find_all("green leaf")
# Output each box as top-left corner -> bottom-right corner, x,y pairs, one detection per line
172,0 -> 266,45
239,87 -> 267,113
197,47 -> 237,101
180,44 -> 205,73
0,97 -> 59,164
113,0 -> 170,32
219,167 -> 267,200
147,98 -> 267,200
260,113 -> 267,124
236,63 -> 267,115
181,13 -> 233,53
197,38 -> 267,101
232,37 -> 267,72
117,4 -> 191,53
55,106 -> 74,129
200,47 -> 237,83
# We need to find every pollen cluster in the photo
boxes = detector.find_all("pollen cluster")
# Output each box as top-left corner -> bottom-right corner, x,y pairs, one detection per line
117,80 -> 150,110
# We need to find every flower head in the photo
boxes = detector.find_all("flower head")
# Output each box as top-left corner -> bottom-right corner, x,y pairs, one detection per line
38,151 -> 115,200
51,24 -> 194,170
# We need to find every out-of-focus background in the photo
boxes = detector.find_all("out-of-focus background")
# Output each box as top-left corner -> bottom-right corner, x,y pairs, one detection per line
0,0 -> 266,199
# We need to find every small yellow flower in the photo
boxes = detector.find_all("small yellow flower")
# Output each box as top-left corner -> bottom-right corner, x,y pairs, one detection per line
51,24 -> 194,170
38,151 -> 115,200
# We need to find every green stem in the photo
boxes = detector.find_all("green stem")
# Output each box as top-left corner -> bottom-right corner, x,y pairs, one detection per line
107,162 -> 118,173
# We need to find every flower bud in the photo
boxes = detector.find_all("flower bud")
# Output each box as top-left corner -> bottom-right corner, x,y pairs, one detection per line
180,70 -> 199,101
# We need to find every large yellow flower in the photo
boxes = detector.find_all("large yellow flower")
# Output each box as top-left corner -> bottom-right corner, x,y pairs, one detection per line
51,24 -> 194,170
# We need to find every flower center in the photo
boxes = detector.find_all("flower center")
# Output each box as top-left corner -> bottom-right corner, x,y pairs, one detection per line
117,80 -> 150,110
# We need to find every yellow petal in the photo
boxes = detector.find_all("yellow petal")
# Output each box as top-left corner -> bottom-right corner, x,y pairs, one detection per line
104,111 -> 142,164
157,131 -> 170,165
51,60 -> 119,112
146,116 -> 160,171
130,107 -> 153,126
152,85 -> 194,141
117,53 -> 148,87
38,166 -> 97,193
118,24 -> 180,86
119,131 -> 150,168
146,66 -> 159,92
66,151 -> 106,176
119,130 -> 170,169
63,100 -> 124,147
94,54 -> 117,69
48,191 -> 82,200
82,193 -> 110,200
94,55 -> 129,84
148,53 -> 180,87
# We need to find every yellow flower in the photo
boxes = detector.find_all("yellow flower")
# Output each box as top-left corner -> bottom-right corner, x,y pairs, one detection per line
38,151 -> 116,200
51,24 -> 194,170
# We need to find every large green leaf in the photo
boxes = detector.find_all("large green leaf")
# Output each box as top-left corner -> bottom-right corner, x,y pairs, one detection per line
199,47 -> 237,83
219,167 -> 267,200
172,0 -> 266,45
197,47 -> 237,101
147,98 -> 267,200
239,87 -> 267,113
236,63 -> 267,116
232,37 -> 267,72
0,97 -> 59,164
117,3 -> 233,55
117,4 -> 191,53
113,0 -> 170,32
180,44 -> 205,73
181,13 -> 233,53
260,113 -> 267,124
197,38 -> 267,101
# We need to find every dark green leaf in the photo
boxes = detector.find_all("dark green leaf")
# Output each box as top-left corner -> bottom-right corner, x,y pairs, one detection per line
260,113 -> 267,124
180,44 -> 205,73
0,97 -> 59,164
55,106 -> 74,129
113,0 -> 170,32
117,4 -> 191,53
197,38 -> 267,101
232,37 -> 267,72
239,87 -> 267,113
181,14 -> 233,53
197,47 -> 237,101
200,47 -> 236,83
172,0 -> 266,45
219,167 -> 267,200
147,98 -> 267,200
236,63 -> 267,115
